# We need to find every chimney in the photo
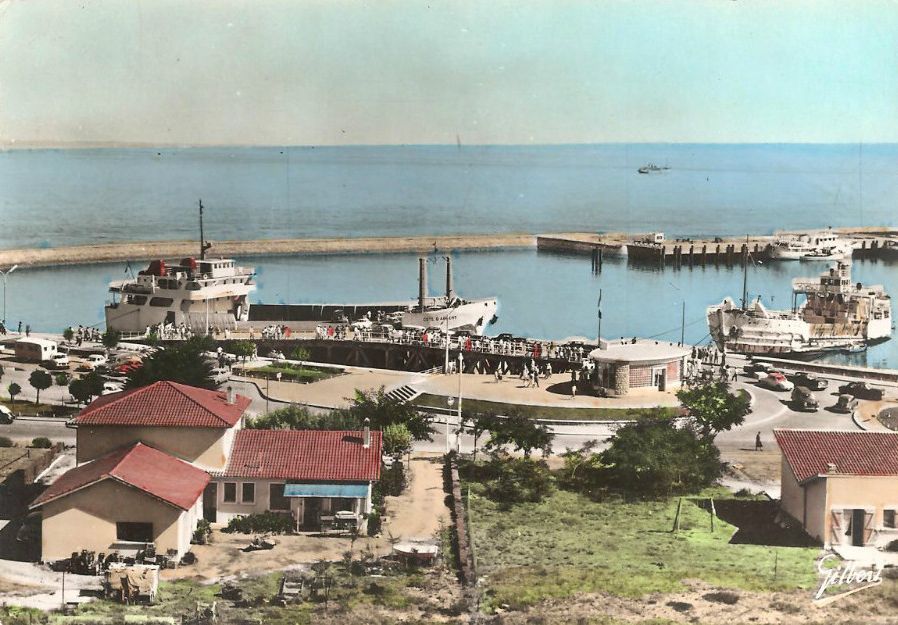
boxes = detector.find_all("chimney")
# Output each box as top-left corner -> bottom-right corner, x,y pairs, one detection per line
445,256 -> 454,300
363,418 -> 371,449
226,386 -> 235,405
827,463 -> 837,474
418,257 -> 427,310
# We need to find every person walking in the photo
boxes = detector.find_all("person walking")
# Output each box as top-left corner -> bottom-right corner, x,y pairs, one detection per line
755,432 -> 763,452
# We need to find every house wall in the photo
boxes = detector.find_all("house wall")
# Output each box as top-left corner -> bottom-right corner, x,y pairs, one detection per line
211,478 -> 373,525
76,426 -> 231,469
779,456 -> 804,526
40,479 -> 198,561
824,476 -> 898,548
804,478 -> 827,543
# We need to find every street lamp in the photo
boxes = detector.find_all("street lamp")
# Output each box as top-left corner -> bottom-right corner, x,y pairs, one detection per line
0,264 -> 18,326
446,396 -> 454,454
456,352 -> 463,453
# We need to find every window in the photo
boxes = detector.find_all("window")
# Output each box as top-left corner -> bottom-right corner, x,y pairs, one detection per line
242,483 -> 255,504
885,510 -> 896,529
223,482 -> 237,503
333,497 -> 355,513
149,297 -> 174,307
269,483 -> 289,511
116,522 -> 153,542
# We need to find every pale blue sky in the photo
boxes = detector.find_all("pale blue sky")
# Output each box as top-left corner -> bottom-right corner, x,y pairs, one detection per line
1,0 -> 896,147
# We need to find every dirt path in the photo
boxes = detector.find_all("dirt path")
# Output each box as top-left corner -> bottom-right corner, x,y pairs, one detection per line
164,453 -> 448,582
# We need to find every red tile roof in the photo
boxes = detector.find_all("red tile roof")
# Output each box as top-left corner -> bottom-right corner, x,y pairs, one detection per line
220,429 -> 382,481
75,381 -> 250,428
774,429 -> 898,483
31,442 -> 209,510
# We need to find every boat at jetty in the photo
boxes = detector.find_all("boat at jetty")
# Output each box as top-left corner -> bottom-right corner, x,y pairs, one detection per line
248,256 -> 499,336
768,231 -> 853,261
707,260 -> 892,357
105,202 -> 497,336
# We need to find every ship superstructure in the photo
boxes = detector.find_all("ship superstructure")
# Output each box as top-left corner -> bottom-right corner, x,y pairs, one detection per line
707,261 -> 891,357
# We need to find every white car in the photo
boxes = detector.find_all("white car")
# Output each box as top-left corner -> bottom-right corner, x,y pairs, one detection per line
0,405 -> 14,424
101,382 -> 123,395
87,354 -> 108,367
211,368 -> 231,385
758,372 -> 794,392
49,353 -> 70,369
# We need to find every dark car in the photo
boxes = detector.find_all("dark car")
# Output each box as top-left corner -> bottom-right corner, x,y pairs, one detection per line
788,372 -> 829,391
837,381 -> 884,401
832,394 -> 859,414
494,333 -> 515,341
791,386 -> 819,412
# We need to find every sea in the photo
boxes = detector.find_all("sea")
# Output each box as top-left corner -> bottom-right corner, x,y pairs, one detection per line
1,144 -> 896,368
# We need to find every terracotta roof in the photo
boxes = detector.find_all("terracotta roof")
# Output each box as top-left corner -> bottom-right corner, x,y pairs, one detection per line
31,442 -> 209,510
774,429 -> 898,483
75,381 -> 250,428
220,429 -> 382,481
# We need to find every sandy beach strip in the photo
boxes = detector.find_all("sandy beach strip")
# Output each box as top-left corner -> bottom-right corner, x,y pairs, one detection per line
0,233 -> 538,268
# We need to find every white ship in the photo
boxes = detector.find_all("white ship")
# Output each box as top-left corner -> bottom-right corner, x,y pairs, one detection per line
768,231 -> 853,261
707,261 -> 891,357
248,257 -> 499,336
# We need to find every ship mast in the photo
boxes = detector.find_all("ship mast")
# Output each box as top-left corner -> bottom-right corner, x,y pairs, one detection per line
741,235 -> 749,310
198,199 -> 212,260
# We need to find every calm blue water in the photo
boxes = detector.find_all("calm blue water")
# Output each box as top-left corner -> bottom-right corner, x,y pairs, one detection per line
1,144 -> 896,250
1,144 -> 896,367
3,251 -> 896,369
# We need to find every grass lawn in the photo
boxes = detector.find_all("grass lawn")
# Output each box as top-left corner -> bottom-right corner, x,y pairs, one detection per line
414,393 -> 680,421
467,487 -> 820,611
237,362 -> 341,384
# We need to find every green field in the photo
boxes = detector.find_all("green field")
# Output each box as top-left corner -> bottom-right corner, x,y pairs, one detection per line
238,362 -> 341,385
0,400 -> 76,418
414,393 -> 680,421
467,487 -> 820,611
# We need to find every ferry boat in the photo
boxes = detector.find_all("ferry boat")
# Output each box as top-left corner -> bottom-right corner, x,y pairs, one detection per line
707,261 -> 892,357
637,163 -> 669,174
105,256 -> 256,333
248,256 -> 499,336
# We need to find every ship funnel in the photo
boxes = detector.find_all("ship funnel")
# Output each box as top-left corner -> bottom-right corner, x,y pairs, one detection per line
445,256 -> 454,300
418,257 -> 427,310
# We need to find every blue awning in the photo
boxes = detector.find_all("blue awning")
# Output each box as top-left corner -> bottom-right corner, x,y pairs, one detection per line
283,483 -> 368,498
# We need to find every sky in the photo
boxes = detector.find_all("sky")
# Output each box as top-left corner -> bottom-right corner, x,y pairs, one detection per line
1,0 -> 897,147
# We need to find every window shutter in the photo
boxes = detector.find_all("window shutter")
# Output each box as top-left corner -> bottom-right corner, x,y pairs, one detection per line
830,509 -> 844,545
864,510 -> 875,545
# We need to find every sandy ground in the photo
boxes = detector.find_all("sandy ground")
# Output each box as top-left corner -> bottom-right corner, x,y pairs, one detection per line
417,372 -> 681,409
163,453 -> 448,582
0,234 -> 536,268
236,368 -> 423,409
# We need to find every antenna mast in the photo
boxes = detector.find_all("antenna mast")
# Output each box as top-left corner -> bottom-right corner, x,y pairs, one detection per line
199,199 -> 206,260
740,235 -> 749,310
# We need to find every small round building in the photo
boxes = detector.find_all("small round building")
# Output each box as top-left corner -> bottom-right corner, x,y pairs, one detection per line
587,339 -> 690,396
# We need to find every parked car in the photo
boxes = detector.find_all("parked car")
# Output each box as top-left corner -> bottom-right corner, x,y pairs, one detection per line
837,381 -> 884,401
44,352 -> 70,370
743,362 -> 774,380
101,382 -> 124,395
788,372 -> 828,391
87,354 -> 108,367
0,405 -> 14,424
758,372 -> 794,391
211,368 -> 231,385
115,362 -> 142,375
832,394 -> 859,414
791,386 -> 819,412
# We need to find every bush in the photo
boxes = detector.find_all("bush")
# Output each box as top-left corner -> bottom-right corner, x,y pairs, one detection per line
366,510 -> 382,536
481,453 -> 555,506
192,519 -> 212,544
0,436 -> 13,448
885,539 -> 898,553
30,437 -> 52,449
380,462 -> 407,497
223,512 -> 294,534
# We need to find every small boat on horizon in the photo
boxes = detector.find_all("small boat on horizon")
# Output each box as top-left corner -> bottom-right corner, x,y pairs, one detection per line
637,163 -> 670,174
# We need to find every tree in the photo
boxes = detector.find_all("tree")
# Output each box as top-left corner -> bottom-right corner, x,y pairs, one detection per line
30,437 -> 52,448
559,440 -> 604,494
0,364 -> 4,385
342,387 -> 433,442
102,328 -> 121,350
677,380 -> 751,439
69,372 -> 105,405
247,404 -> 358,430
481,412 -> 554,458
62,327 -> 74,343
291,346 -> 311,372
8,382 -> 21,405
481,452 -> 555,507
598,420 -> 722,497
124,336 -> 215,390
29,370 -> 52,405
382,423 -> 412,457
231,340 -> 255,364
54,372 -> 70,387
469,413 -> 499,462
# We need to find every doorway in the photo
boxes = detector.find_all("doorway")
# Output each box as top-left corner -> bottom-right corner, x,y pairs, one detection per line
202,483 -> 217,522
851,508 -> 866,546
303,498 -> 322,528
653,367 -> 666,391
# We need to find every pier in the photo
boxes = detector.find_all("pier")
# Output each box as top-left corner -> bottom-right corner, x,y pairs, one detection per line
537,227 -> 897,268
